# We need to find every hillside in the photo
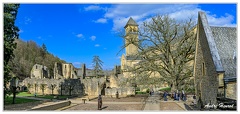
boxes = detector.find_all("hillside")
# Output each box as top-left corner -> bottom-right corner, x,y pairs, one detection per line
8,38 -> 66,80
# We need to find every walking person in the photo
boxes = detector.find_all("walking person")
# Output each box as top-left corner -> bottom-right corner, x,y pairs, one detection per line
173,91 -> 177,101
98,94 -> 102,110
176,90 -> 179,101
163,91 -> 168,101
182,89 -> 185,101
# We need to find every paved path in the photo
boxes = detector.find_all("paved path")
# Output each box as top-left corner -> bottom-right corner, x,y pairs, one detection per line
143,93 -> 161,110
143,93 -> 187,111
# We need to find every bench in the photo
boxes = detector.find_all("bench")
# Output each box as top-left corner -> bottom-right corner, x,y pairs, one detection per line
81,98 -> 88,104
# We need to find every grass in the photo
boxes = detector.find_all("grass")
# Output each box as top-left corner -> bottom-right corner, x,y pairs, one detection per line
17,92 -> 34,97
17,92 -> 71,100
4,96 -> 39,105
36,95 -> 70,99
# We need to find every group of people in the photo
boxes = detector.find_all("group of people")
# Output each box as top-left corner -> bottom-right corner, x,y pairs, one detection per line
173,89 -> 186,101
162,89 -> 187,101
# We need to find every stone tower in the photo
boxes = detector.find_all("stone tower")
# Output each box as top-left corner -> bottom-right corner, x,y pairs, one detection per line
124,17 -> 139,56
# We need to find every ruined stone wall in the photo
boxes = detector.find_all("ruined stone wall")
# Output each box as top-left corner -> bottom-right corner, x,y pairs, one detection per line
194,12 -> 219,107
62,63 -> 77,79
54,62 -> 63,79
22,78 -> 83,96
53,63 -> 78,79
82,77 -> 106,96
226,82 -> 237,100
31,64 -> 49,79
109,74 -> 119,88
105,87 -> 135,97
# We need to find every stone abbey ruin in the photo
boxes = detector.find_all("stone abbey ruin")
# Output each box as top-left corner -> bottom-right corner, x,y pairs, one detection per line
18,11 -> 236,109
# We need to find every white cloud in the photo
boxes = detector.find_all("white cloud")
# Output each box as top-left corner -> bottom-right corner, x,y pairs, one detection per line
95,44 -> 100,47
206,13 -> 236,27
84,5 -> 106,11
90,4 -> 236,31
94,18 -> 107,23
76,34 -> 84,38
90,36 -> 96,41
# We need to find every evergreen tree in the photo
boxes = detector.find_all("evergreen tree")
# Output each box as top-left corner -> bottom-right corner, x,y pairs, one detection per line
92,56 -> 103,76
4,4 -> 20,100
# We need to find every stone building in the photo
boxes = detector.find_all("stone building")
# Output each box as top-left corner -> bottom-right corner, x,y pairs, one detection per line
31,64 -> 50,79
193,11 -> 237,108
22,78 -> 84,96
210,27 -> 237,100
54,62 -> 79,79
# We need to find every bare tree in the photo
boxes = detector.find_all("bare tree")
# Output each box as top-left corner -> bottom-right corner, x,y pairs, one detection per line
40,84 -> 47,95
120,14 -> 196,91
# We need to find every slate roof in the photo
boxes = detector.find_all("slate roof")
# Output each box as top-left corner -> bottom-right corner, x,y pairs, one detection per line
77,68 -> 113,77
124,17 -> 138,28
210,26 -> 237,78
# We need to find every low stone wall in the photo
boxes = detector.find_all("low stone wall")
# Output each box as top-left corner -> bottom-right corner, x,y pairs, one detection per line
31,100 -> 71,110
22,78 -> 84,96
105,87 -> 135,97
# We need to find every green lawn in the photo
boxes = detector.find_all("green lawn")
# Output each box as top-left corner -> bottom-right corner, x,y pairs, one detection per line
17,92 -> 71,100
4,96 -> 39,105
36,95 -> 69,99
17,92 -> 34,97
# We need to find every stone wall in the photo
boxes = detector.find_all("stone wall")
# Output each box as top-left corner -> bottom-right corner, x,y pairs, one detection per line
60,63 -> 78,79
105,87 -> 135,97
22,78 -> 84,96
31,64 -> 50,79
226,82 -> 237,100
82,77 -> 106,96
194,12 -> 219,108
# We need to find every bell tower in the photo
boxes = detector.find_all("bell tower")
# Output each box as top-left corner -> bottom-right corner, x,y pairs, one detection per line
124,17 -> 139,56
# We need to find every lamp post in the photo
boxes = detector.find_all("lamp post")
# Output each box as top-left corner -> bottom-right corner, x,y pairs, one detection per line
10,77 -> 19,104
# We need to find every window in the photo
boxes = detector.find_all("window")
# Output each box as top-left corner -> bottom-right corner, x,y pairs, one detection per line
202,63 -> 205,76
36,65 -> 38,69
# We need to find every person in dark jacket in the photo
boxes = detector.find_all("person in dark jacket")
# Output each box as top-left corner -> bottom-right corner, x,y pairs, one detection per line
98,94 -> 102,110
163,91 -> 168,101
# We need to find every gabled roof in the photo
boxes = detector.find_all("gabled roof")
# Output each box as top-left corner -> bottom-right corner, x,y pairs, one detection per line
198,11 -> 224,72
210,26 -> 237,77
124,17 -> 138,28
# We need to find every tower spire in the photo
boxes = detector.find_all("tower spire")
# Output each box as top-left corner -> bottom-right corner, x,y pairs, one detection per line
124,17 -> 138,28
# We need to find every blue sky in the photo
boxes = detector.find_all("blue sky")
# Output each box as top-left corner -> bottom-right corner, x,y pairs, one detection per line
15,3 -> 237,70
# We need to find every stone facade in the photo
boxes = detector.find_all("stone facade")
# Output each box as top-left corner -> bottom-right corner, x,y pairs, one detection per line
54,63 -> 78,79
193,11 -> 237,109
22,78 -> 84,96
194,11 -> 220,107
225,82 -> 236,99
31,64 -> 50,79
105,87 -> 135,98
